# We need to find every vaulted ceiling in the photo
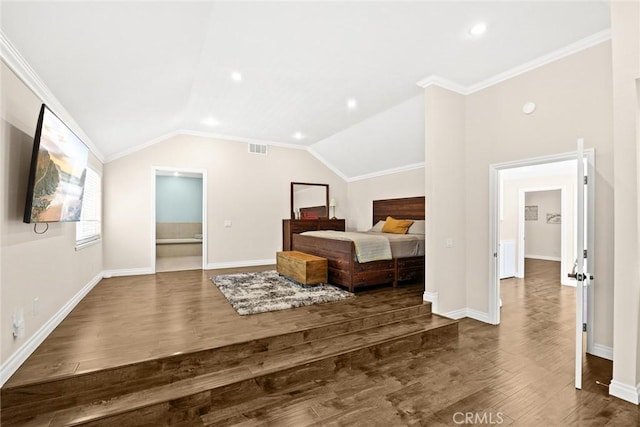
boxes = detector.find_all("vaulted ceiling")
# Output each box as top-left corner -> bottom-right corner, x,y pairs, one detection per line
1,1 -> 610,178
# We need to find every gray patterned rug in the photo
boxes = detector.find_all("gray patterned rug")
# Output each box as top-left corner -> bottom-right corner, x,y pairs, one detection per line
211,270 -> 353,315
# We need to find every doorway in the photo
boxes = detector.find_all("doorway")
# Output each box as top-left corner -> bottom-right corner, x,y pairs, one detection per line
489,149 -> 595,383
522,189 -> 563,275
152,167 -> 208,273
499,161 -> 576,287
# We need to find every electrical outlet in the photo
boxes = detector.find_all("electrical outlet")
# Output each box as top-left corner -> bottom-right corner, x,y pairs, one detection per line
446,238 -> 454,248
224,220 -> 232,228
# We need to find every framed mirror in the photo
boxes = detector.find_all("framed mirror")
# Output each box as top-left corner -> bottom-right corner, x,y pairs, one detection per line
290,182 -> 329,219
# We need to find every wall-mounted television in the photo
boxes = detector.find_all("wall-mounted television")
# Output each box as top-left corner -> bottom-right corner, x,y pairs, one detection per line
23,104 -> 89,223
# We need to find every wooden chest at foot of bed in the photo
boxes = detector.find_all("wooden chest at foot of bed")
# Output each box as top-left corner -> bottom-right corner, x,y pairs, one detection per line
277,251 -> 328,285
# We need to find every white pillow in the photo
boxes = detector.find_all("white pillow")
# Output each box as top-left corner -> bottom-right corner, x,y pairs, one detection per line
369,220 -> 385,232
407,220 -> 425,235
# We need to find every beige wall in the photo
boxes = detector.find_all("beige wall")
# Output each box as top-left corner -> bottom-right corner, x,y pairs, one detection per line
610,0 -> 640,400
501,174 -> 576,281
0,62 -> 103,371
424,85 -> 467,314
427,42 -> 614,348
345,168 -> 424,231
524,190 -> 562,259
103,134 -> 347,271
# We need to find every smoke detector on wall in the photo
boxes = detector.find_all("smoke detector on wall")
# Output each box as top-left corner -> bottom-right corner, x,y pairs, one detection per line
522,102 -> 536,115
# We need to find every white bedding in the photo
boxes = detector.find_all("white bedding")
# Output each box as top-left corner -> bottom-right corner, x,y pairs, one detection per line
362,231 -> 425,258
300,230 -> 425,262
301,230 -> 391,263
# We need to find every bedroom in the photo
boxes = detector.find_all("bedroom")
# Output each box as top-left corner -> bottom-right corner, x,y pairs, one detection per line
1,0 -> 640,424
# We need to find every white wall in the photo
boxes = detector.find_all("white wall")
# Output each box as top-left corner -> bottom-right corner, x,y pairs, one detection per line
524,190 -> 561,260
0,61 -> 103,382
103,134 -> 347,271
345,167 -> 424,231
610,0 -> 640,403
311,95 -> 424,180
424,85 -> 467,316
426,42 -> 614,349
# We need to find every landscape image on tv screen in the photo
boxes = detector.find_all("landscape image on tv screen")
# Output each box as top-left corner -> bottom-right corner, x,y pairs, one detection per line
25,105 -> 89,223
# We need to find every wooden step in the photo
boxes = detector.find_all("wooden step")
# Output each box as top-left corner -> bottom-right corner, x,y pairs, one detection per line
1,303 -> 436,425
52,315 -> 456,426
2,311 -> 456,426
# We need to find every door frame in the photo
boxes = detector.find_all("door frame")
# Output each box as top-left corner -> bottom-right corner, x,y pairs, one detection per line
151,166 -> 208,272
488,148 -> 595,355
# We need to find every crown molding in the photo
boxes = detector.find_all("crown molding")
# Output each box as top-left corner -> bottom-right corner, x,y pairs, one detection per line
416,29 -> 612,95
416,75 -> 468,93
105,129 -> 308,163
467,29 -> 612,94
346,162 -> 424,183
0,30 -> 105,163
108,127 -> 422,184
104,130 -> 181,163
306,146 -> 350,182
179,130 -> 309,151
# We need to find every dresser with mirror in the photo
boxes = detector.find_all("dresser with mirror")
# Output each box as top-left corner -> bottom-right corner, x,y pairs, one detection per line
282,182 -> 345,251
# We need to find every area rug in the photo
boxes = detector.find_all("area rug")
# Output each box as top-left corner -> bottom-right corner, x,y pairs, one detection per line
211,270 -> 353,315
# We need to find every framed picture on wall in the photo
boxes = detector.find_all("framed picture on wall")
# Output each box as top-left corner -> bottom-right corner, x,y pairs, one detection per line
525,205 -> 538,221
546,213 -> 561,224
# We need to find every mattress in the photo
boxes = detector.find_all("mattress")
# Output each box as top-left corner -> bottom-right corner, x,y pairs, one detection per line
363,231 -> 425,258
300,230 -> 425,259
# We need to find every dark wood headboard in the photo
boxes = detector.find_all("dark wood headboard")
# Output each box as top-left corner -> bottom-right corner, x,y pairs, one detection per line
372,196 -> 425,225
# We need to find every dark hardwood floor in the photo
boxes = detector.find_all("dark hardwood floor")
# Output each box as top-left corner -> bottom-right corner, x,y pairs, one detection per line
210,259 -> 638,426
3,259 -> 638,425
4,265 -> 428,387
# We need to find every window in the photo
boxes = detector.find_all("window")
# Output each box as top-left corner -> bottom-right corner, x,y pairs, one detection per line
76,168 -> 101,249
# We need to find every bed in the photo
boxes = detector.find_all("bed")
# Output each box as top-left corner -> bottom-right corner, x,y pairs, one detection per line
291,196 -> 425,292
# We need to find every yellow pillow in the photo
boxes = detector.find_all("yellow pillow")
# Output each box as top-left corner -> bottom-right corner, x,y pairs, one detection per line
381,216 -> 414,234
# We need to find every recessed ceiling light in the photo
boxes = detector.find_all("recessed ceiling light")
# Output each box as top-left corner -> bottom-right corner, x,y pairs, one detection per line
231,72 -> 243,82
293,132 -> 304,140
347,98 -> 357,110
202,117 -> 219,127
469,22 -> 487,37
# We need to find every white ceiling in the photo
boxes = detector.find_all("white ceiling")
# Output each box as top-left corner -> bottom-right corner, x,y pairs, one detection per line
1,1 -> 610,176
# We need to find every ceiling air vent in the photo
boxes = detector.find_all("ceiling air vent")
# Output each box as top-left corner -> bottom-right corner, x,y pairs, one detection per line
248,143 -> 268,155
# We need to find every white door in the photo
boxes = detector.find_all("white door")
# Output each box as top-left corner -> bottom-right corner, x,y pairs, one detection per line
572,138 -> 592,390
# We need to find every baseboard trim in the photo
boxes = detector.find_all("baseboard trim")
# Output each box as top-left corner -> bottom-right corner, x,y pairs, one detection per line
466,309 -> 492,324
442,308 -> 492,324
207,258 -> 276,270
609,380 -> 640,404
525,255 -> 561,262
588,343 -> 613,361
422,291 -> 438,314
103,267 -> 154,278
0,271 -> 104,387
443,308 -> 468,320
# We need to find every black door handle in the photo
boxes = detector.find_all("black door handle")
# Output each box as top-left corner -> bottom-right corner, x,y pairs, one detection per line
568,273 -> 594,281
